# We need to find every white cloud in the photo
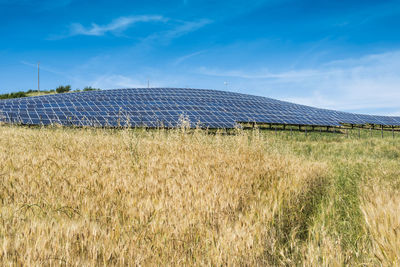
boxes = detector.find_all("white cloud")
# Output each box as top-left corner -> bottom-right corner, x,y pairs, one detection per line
53,15 -> 210,42
197,67 -> 326,79
197,50 -> 400,114
90,74 -> 149,89
21,61 -> 66,76
173,50 -> 206,65
143,19 -> 212,44
68,15 -> 167,37
163,19 -> 211,39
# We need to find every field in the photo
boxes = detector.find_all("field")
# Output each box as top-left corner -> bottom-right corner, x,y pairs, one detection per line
0,124 -> 399,265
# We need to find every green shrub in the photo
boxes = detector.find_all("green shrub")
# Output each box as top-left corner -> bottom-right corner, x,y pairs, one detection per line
83,86 -> 100,91
55,85 -> 71,94
0,91 -> 27,99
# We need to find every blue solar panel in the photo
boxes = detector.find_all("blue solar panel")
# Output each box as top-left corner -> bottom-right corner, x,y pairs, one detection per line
0,88 -> 399,128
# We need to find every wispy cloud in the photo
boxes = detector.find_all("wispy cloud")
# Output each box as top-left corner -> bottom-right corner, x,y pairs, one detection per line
173,50 -> 206,65
21,60 -> 70,77
90,74 -> 149,89
197,50 -> 400,114
68,15 -> 167,37
52,15 -> 210,42
142,19 -> 212,44
164,19 -> 212,39
197,67 -> 328,79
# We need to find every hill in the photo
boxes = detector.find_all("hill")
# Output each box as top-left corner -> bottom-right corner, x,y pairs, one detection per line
0,86 -> 100,100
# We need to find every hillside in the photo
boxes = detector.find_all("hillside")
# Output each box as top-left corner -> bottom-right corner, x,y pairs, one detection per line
0,87 -> 99,100
0,125 -> 399,265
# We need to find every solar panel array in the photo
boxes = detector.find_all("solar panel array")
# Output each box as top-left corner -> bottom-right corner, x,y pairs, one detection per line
1,88 -> 400,128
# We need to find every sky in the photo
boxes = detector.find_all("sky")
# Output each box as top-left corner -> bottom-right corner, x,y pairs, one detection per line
1,0 -> 400,115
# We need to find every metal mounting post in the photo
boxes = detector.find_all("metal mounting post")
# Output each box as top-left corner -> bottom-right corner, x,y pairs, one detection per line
38,62 -> 40,92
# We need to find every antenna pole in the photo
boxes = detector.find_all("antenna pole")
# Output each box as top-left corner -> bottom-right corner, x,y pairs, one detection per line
224,81 -> 229,90
38,62 -> 40,92
147,80 -> 149,89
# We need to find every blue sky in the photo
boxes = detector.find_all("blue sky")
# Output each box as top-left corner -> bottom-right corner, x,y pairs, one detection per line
1,0 -> 400,115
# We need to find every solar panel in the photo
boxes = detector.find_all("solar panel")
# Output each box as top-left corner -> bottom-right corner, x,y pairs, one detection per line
0,88 -> 399,128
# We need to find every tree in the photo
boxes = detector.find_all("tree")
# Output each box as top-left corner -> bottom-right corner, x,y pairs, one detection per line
56,85 -> 71,94
83,86 -> 100,91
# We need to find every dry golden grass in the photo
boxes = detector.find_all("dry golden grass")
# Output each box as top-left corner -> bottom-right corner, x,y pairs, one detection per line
361,185 -> 400,266
0,124 -> 399,265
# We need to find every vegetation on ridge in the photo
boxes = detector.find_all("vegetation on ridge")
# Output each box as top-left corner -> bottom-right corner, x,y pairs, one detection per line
0,86 -> 101,100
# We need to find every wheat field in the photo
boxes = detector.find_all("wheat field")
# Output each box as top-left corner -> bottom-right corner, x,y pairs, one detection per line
0,125 -> 399,265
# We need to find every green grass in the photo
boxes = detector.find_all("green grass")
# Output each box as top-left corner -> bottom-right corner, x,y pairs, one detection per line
26,91 -> 56,97
253,128 -> 399,264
